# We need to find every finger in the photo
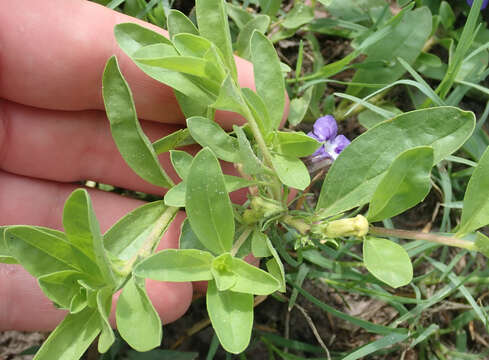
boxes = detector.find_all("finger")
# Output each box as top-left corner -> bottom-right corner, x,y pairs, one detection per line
0,99 -> 248,202
0,172 -> 192,330
0,0 -> 255,127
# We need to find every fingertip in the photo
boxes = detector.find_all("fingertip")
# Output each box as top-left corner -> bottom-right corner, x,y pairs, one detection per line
146,280 -> 193,324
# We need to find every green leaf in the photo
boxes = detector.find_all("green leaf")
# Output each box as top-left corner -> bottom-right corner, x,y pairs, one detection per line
265,235 -> 286,292
135,56 -> 223,85
165,175 -> 253,208
348,7 -> 432,97
170,150 -> 193,180
104,201 -> 174,263
317,107 -> 475,216
206,280 -> 253,354
241,88 -> 272,135
282,3 -> 314,29
287,88 -> 313,127
6,226 -> 95,279
164,182 -> 186,207
251,31 -> 285,130
223,254 -> 280,295
258,0 -> 282,17
210,75 -> 247,116
363,237 -> 413,288
96,287 -> 115,353
167,10 -> 199,39
196,0 -> 237,80
186,117 -> 239,162
211,253 -> 237,291
275,131 -> 321,157
367,147 -> 434,222
458,147 -> 489,236
113,23 -> 172,55
439,1 -> 455,29
234,125 -> 263,175
475,232 -> 489,258
152,128 -> 192,155
136,249 -> 214,281
179,219 -> 207,251
33,308 -> 101,360
38,270 -> 88,310
114,24 -> 214,106
70,289 -> 88,314
172,33 -> 213,57
102,56 -> 173,188
186,148 -> 235,254
0,227 -> 15,263
358,104 -> 403,129
319,0 -> 386,23
174,89 -> 208,118
251,230 -> 272,258
342,332 -> 410,360
63,189 -> 115,286
226,3 -> 253,29
116,277 -> 162,352
271,153 -> 310,190
236,15 -> 270,60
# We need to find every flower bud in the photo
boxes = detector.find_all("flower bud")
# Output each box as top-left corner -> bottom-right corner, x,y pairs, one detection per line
321,215 -> 369,238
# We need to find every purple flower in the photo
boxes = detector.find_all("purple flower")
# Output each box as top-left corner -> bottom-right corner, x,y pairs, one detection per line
307,115 -> 350,161
467,0 -> 488,9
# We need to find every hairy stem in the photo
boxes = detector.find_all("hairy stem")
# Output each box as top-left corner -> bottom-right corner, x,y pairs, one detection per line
231,227 -> 253,256
369,226 -> 477,251
117,206 -> 179,277
240,93 -> 283,201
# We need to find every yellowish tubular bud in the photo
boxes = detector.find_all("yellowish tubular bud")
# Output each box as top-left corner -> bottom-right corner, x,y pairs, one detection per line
323,215 -> 369,238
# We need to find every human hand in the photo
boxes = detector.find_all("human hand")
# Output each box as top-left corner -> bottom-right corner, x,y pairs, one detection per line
0,0 -> 260,331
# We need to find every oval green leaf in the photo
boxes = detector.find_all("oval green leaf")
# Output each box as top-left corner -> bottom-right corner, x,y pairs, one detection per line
236,15 -> 270,60
63,189 -> 116,286
33,308 -> 101,360
363,237 -> 413,288
196,0 -> 237,80
271,153 -> 310,190
186,117 -> 239,163
102,56 -> 173,188
167,10 -> 199,39
458,147 -> 489,236
186,148 -> 235,254
104,201 -> 175,263
275,131 -> 321,157
229,255 -> 280,295
116,277 -> 162,352
317,107 -> 475,216
250,31 -> 285,130
368,146 -> 434,222
6,226 -> 95,279
206,280 -> 253,354
135,249 -> 214,282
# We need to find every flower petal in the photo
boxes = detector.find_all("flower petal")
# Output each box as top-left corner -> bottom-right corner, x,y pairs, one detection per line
332,135 -> 351,155
313,115 -> 337,141
312,144 -> 327,157
467,0 -> 488,9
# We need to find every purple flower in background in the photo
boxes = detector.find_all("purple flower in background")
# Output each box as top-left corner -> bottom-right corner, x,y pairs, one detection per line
307,115 -> 350,161
467,0 -> 488,9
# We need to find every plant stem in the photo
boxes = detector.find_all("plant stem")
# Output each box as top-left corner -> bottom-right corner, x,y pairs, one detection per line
117,206 -> 179,277
231,227 -> 253,256
240,94 -> 283,201
368,226 -> 477,251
